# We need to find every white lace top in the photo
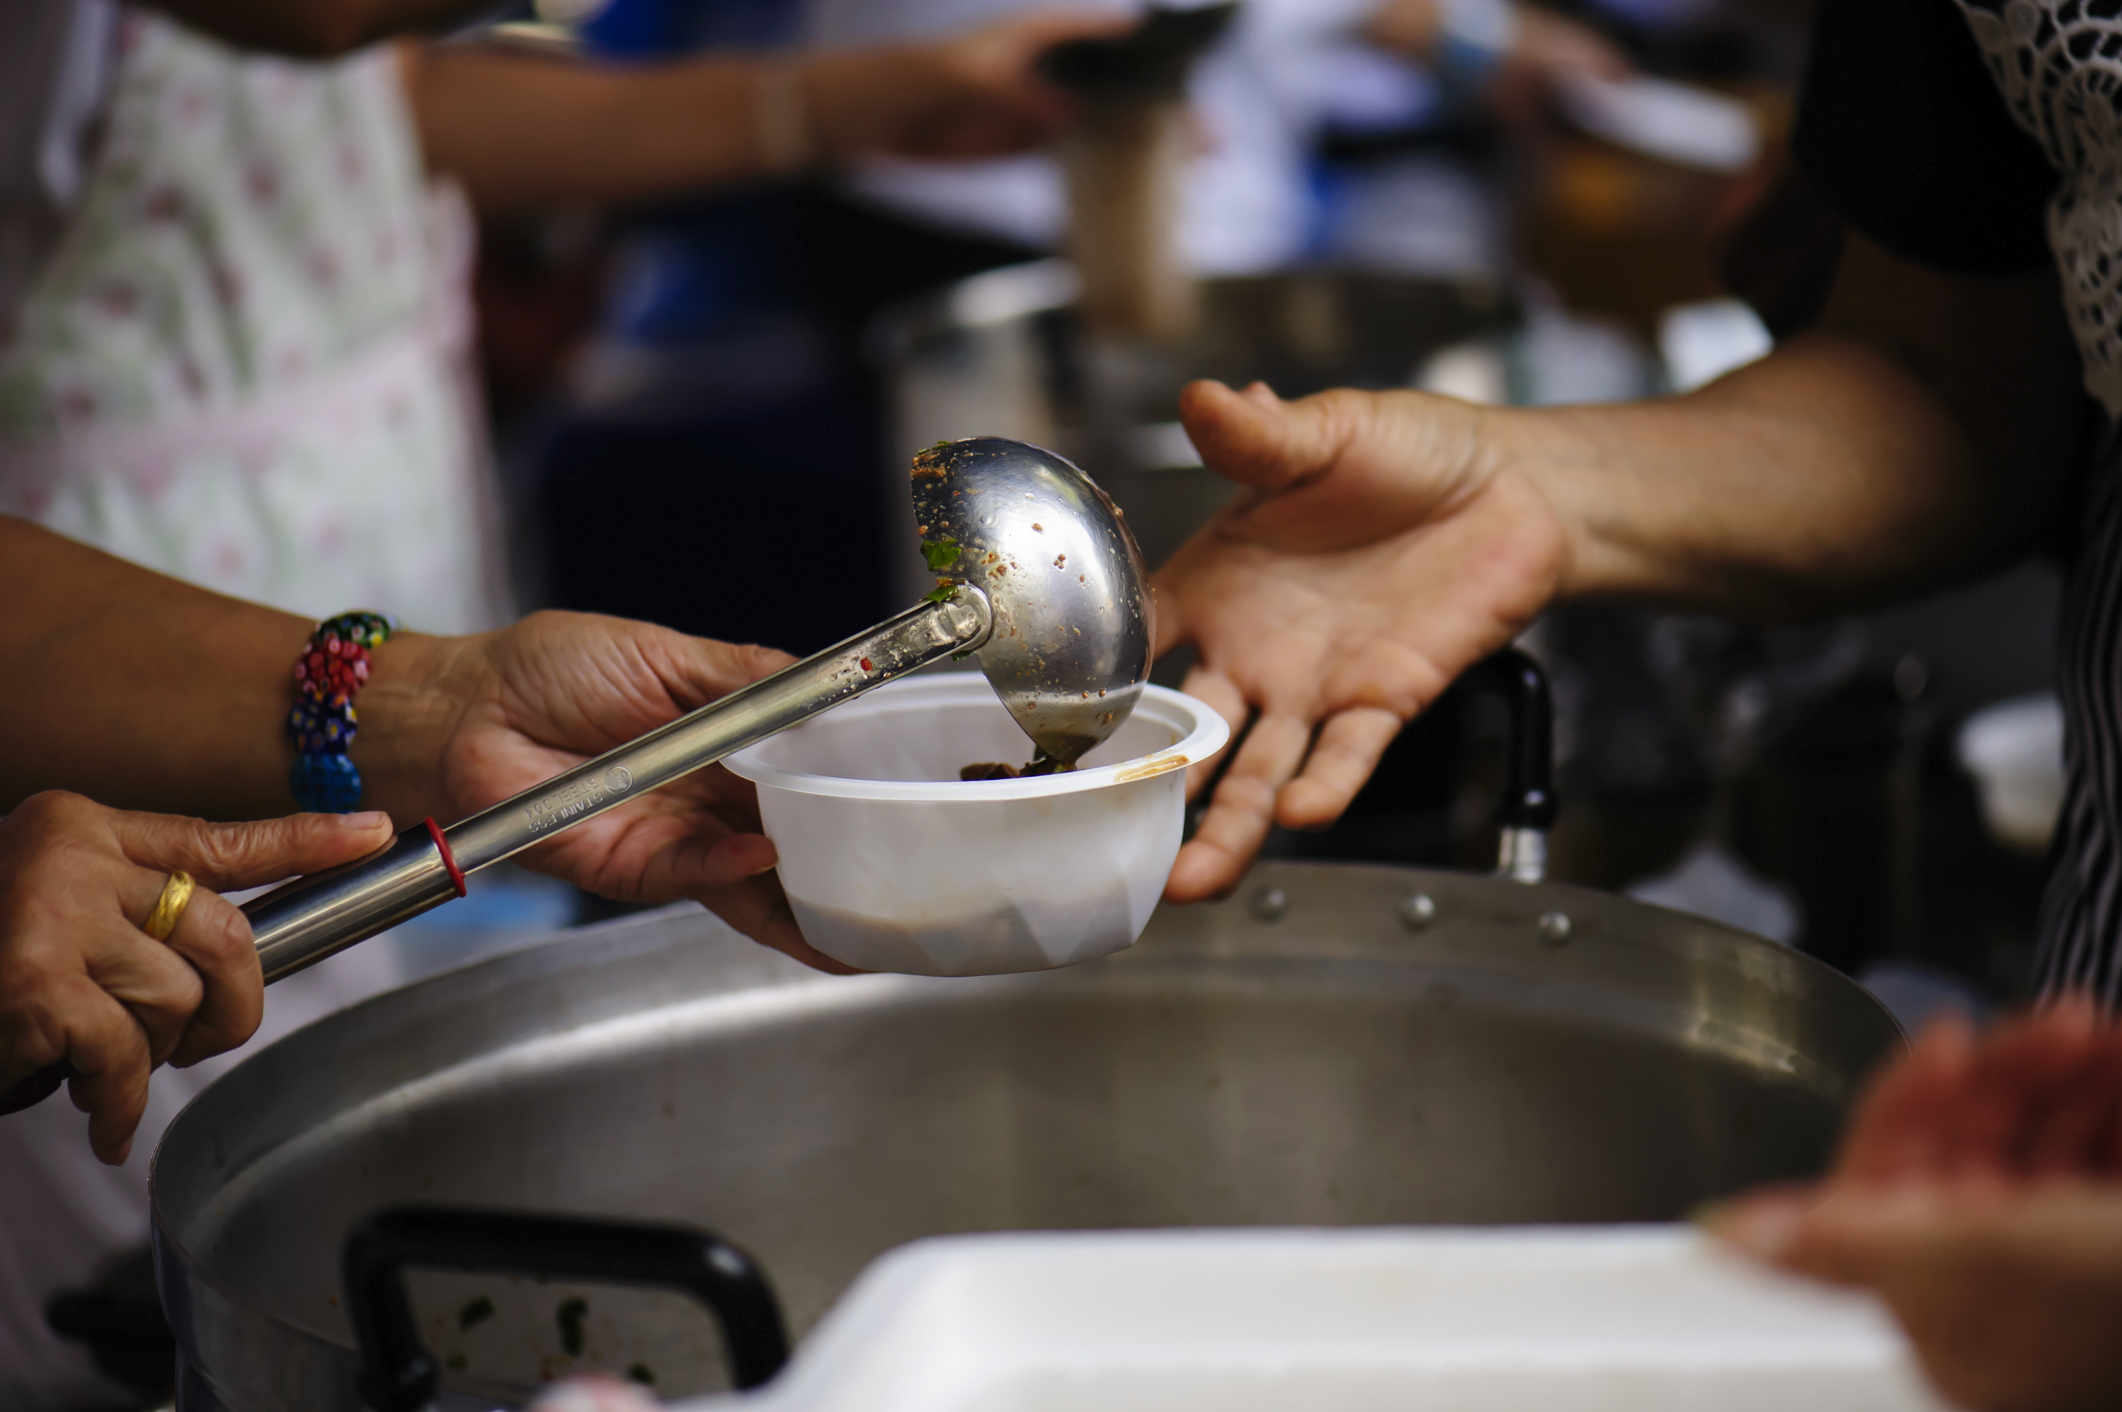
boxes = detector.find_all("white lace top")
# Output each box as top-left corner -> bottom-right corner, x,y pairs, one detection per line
1956,0 -> 2122,416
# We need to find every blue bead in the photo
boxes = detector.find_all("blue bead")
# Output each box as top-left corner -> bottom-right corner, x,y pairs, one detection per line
288,697 -> 357,756
289,753 -> 363,812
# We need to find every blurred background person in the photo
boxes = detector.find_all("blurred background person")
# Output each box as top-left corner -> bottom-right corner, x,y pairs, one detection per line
0,0 -> 1110,634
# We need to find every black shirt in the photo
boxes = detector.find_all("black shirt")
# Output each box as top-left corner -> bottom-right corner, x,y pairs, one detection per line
1793,0 -> 2057,273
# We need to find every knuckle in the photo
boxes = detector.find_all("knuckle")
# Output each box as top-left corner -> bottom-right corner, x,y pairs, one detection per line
12,790 -> 92,831
94,1009 -> 152,1073
190,819 -> 252,877
519,608 -> 574,639
741,643 -> 794,677
192,902 -> 256,970
61,979 -> 145,1068
139,969 -> 206,1028
2,794 -> 100,870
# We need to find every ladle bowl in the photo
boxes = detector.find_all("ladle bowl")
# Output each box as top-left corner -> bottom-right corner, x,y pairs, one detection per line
910,437 -> 1154,766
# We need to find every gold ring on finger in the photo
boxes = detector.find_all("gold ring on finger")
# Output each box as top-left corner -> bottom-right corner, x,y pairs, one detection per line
143,871 -> 196,942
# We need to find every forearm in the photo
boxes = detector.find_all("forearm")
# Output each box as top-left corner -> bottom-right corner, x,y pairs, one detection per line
401,43 -> 777,211
0,520 -> 455,823
1502,242 -> 2088,621
1508,338 -> 1994,617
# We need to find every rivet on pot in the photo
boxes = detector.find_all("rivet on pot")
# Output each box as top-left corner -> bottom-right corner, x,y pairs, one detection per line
1250,886 -> 1289,923
1399,893 -> 1437,931
1537,911 -> 1573,947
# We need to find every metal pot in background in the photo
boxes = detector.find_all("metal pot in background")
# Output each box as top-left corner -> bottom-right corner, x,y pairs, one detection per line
871,261 -> 1517,598
151,653 -> 1901,1411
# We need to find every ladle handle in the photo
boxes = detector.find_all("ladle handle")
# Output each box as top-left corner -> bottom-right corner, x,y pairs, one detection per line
0,592 -> 995,1118
342,1205 -> 789,1410
1462,648 -> 1558,882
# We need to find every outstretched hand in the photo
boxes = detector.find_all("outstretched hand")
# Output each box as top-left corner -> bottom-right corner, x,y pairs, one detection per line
1153,379 -> 1567,901
386,611 -> 855,974
1710,1001 -> 2122,1412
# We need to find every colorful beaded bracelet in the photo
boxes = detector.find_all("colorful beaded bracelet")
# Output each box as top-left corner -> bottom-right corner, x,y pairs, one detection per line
287,611 -> 400,813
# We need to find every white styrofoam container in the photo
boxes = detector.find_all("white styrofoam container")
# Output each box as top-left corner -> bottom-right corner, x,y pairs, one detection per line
723,676 -> 1228,976
683,1226 -> 1950,1412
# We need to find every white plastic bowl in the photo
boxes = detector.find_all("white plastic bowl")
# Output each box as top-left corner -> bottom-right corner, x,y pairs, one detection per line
723,675 -> 1229,976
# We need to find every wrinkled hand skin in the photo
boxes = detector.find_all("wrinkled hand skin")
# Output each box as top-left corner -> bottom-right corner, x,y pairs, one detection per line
1153,379 -> 1567,902
379,611 -> 856,975
0,793 -> 393,1163
1709,1000 -> 2122,1412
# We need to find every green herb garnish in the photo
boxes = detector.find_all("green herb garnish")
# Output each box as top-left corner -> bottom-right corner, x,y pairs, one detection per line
556,1296 -> 588,1358
921,538 -> 961,572
458,1295 -> 495,1331
923,583 -> 960,604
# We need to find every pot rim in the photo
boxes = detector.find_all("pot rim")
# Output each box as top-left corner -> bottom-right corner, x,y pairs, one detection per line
723,676 -> 1228,802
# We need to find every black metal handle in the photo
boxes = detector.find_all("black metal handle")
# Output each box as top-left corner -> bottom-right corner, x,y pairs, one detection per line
1463,647 -> 1559,832
342,1205 -> 790,1410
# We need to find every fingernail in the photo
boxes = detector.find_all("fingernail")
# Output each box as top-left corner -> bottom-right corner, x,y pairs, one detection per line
338,811 -> 389,829
750,861 -> 778,877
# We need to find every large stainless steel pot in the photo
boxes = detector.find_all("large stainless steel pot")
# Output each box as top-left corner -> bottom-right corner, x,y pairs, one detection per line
154,853 -> 1900,1410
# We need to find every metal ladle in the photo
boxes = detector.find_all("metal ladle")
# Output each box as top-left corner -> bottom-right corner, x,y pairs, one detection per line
0,438 -> 1150,1114
913,436 -> 1152,763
